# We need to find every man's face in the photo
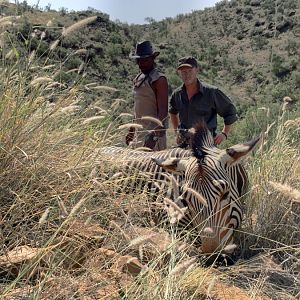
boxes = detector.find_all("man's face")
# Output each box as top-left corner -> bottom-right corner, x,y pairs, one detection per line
136,56 -> 155,73
177,66 -> 198,85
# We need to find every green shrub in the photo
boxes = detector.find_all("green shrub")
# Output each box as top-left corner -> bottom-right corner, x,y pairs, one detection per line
232,67 -> 246,83
109,32 -> 123,44
272,54 -> 291,78
106,44 -> 122,59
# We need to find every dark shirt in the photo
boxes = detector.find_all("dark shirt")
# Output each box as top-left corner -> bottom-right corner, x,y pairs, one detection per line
169,80 -> 238,132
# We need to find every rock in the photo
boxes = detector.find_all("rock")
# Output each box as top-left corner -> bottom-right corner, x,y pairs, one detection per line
0,246 -> 40,267
181,267 -> 270,300
113,255 -> 145,277
0,245 -> 47,280
124,226 -> 172,261
250,0 -> 260,6
66,219 -> 107,241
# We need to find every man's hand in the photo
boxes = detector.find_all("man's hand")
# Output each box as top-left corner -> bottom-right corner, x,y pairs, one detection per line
125,127 -> 135,145
214,132 -> 227,145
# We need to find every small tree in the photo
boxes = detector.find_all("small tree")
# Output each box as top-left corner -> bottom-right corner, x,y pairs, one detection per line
45,3 -> 51,12
59,7 -> 68,16
144,17 -> 156,24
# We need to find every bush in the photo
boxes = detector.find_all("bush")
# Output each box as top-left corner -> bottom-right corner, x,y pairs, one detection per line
109,32 -> 123,44
232,67 -> 246,83
106,44 -> 122,59
62,35 -> 80,48
250,35 -> 269,50
253,70 -> 266,84
167,72 -> 182,91
272,54 -> 291,78
64,56 -> 83,70
270,82 -> 294,102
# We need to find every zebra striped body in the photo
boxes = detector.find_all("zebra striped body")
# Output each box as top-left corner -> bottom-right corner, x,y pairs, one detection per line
99,147 -> 190,199
98,124 -> 259,254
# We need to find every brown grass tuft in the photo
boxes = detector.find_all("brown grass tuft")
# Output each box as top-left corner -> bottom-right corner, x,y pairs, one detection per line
82,116 -> 105,125
118,123 -> 143,130
62,16 -> 98,37
49,39 -> 60,51
164,197 -> 188,224
269,181 -> 300,203
140,116 -> 164,128
30,77 -> 53,87
169,257 -> 197,276
184,187 -> 208,207
89,85 -> 118,92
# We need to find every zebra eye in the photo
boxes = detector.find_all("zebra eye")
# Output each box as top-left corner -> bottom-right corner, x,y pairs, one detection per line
222,191 -> 229,200
212,179 -> 226,188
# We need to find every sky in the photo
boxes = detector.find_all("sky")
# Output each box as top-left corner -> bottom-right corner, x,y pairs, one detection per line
18,0 -> 220,24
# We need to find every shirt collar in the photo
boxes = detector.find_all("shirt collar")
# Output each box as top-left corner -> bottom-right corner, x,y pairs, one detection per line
181,79 -> 204,95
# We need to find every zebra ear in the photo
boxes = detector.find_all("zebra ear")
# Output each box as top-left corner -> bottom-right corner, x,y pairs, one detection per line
151,157 -> 188,173
225,136 -> 260,163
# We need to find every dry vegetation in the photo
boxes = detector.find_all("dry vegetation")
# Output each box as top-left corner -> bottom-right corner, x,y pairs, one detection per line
0,53 -> 299,300
0,3 -> 299,300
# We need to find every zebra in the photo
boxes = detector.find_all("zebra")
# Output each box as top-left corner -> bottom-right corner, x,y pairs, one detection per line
97,123 -> 259,254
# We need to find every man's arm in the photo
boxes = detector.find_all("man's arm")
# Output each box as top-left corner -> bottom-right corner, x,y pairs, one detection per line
169,91 -> 182,144
214,89 -> 238,125
214,124 -> 232,145
170,113 -> 179,133
170,113 -> 183,145
152,77 -> 168,136
221,124 -> 231,137
214,88 -> 238,145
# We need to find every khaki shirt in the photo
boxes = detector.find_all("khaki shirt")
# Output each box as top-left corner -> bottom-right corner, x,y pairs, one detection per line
132,68 -> 167,150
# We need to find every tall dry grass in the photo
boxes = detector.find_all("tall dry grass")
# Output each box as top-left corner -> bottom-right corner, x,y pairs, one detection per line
242,111 -> 300,248
0,20 -> 299,300
1,59 -> 299,298
0,38 -> 123,298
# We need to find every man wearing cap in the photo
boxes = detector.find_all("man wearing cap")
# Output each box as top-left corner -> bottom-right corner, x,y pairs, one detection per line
126,40 -> 168,150
169,56 -> 238,147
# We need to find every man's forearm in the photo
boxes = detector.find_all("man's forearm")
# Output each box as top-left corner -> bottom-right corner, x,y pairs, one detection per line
222,124 -> 232,136
153,77 -> 168,126
170,113 -> 179,133
157,111 -> 168,124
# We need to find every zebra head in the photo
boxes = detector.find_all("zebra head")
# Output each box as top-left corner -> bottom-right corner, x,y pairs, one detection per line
152,123 -> 260,254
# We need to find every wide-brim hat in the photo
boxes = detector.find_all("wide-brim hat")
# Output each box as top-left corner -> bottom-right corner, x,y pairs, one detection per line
129,40 -> 160,59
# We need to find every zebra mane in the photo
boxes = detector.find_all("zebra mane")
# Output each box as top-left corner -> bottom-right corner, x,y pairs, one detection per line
191,121 -> 216,160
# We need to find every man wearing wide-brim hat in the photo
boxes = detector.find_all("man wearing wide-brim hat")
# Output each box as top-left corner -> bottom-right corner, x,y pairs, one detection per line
126,40 -> 168,150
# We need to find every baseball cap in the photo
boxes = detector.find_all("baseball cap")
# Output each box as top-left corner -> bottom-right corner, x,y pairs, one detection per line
177,56 -> 198,69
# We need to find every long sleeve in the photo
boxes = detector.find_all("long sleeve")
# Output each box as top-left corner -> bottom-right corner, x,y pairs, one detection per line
214,89 -> 238,125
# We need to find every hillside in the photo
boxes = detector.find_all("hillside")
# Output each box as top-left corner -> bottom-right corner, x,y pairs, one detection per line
1,0 -> 299,116
0,1 -> 299,299
132,0 -> 299,110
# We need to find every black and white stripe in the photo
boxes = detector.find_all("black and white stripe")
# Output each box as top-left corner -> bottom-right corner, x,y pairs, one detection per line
98,123 -> 259,254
